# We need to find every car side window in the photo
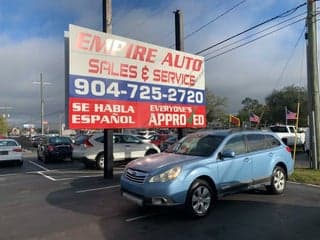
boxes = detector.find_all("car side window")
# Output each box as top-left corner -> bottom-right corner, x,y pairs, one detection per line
289,126 -> 295,133
113,136 -> 120,143
123,135 -> 140,143
95,136 -> 104,143
246,134 -> 266,152
7,141 -> 17,146
265,134 -> 281,148
223,135 -> 246,155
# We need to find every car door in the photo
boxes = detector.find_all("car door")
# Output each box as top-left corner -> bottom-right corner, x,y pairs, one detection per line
113,134 -> 125,160
249,133 -> 279,182
217,134 -> 252,192
121,134 -> 146,159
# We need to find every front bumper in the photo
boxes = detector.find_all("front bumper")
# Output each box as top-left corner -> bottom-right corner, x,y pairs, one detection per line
48,151 -> 72,160
121,189 -> 181,207
120,175 -> 187,207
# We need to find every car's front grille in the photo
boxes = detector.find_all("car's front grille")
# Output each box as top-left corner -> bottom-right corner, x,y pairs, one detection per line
125,168 -> 147,184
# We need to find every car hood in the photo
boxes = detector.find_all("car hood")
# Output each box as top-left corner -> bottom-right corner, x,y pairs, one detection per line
126,152 -> 202,173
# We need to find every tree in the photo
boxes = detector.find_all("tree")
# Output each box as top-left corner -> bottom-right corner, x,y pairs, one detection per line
238,97 -> 265,126
0,116 -> 8,136
264,85 -> 307,126
205,90 -> 228,126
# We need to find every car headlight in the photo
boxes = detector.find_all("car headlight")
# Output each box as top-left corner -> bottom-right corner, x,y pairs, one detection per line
149,166 -> 181,183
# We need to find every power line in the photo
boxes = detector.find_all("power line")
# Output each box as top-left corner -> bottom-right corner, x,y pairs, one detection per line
184,0 -> 246,40
273,26 -> 306,89
205,17 -> 305,62
195,2 -> 307,55
203,10 -> 307,58
122,3 -> 171,37
167,0 -> 246,49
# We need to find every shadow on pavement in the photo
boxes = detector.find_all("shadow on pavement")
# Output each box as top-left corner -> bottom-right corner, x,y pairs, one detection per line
45,174 -> 320,240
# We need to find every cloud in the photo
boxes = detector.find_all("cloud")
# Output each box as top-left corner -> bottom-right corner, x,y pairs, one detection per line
0,0 -> 309,129
0,36 -> 64,126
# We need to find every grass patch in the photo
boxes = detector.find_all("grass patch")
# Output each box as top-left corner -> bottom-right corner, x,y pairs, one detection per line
289,168 -> 320,185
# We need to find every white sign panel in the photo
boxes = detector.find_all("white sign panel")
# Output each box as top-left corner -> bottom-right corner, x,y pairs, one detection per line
68,24 -> 206,129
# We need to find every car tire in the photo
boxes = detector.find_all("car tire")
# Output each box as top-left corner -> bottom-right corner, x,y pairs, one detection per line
267,166 -> 286,194
43,155 -> 50,163
145,149 -> 158,156
96,154 -> 104,170
17,160 -> 23,167
185,179 -> 215,218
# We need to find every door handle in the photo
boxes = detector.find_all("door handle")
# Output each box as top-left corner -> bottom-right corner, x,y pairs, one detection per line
243,158 -> 250,162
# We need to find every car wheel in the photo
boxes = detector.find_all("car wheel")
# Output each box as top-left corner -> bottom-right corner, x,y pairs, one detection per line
43,155 -> 50,163
145,149 -> 158,155
96,154 -> 104,170
17,160 -> 23,167
185,179 -> 214,217
267,166 -> 286,194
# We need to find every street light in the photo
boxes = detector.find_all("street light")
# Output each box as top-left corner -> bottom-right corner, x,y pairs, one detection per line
32,73 -> 51,135
0,106 -> 12,119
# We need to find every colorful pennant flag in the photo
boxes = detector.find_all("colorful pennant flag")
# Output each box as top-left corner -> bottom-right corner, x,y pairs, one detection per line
229,115 -> 240,127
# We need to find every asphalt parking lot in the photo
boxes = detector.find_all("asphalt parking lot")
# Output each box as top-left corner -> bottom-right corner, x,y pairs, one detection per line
0,151 -> 320,240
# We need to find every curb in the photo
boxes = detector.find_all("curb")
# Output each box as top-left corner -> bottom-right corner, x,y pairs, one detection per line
288,181 -> 320,188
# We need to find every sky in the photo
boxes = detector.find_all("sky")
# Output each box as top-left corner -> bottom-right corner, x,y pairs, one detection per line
0,0 -> 310,129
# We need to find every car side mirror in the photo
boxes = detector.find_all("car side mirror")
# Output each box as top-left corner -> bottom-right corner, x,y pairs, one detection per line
221,150 -> 236,159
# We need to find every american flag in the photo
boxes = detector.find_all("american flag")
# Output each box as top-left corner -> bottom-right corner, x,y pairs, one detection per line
249,112 -> 260,123
286,109 -> 297,120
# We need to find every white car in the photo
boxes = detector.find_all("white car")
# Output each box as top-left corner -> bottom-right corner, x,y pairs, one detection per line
72,133 -> 160,169
0,139 -> 23,166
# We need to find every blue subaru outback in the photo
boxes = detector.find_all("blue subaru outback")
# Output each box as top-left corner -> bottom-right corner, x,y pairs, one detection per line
120,129 -> 294,217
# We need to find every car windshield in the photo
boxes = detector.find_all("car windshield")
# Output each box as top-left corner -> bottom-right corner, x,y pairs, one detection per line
173,134 -> 225,157
49,137 -> 72,144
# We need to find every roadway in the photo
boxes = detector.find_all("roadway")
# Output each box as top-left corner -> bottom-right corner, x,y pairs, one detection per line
0,152 -> 319,240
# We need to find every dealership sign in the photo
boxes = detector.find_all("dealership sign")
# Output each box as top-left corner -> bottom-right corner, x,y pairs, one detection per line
68,24 -> 206,129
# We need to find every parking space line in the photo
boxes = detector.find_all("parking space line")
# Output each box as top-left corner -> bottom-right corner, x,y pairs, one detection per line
54,174 -> 103,181
76,184 -> 120,193
28,160 -> 50,171
288,181 -> 320,188
0,173 -> 19,177
125,214 -> 157,222
37,171 -> 57,181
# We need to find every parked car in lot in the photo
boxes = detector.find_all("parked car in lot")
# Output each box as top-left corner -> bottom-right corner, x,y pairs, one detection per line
0,139 -> 23,166
72,133 -> 160,169
160,135 -> 177,152
37,136 -> 73,163
134,135 -> 151,143
121,129 -> 294,217
73,133 -> 93,146
30,135 -> 43,147
148,134 -> 170,148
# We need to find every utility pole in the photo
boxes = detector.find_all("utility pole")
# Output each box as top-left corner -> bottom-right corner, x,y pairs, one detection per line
175,10 -> 184,140
32,73 -> 51,135
306,0 -> 320,169
103,0 -> 114,178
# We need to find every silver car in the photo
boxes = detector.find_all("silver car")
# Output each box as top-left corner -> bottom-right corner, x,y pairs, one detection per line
72,133 -> 160,169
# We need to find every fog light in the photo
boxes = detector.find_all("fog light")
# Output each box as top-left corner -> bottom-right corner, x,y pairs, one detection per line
152,197 -> 168,205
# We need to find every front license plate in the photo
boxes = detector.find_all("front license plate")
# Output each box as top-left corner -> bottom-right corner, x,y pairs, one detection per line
122,191 -> 143,206
0,151 -> 8,155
